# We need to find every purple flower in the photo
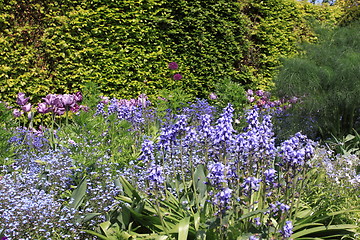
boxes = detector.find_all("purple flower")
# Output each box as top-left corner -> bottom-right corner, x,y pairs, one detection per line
42,94 -> 58,106
173,73 -> 183,80
16,92 -> 29,106
13,109 -> 23,117
212,104 -> 235,145
209,92 -> 217,100
264,168 -> 277,184
21,103 -> 32,112
246,89 -> 254,96
61,94 -> 76,107
146,163 -> 165,186
213,187 -> 232,210
54,107 -> 66,116
242,176 -> 261,193
255,90 -> 264,97
37,102 -> 50,114
207,162 -> 227,187
70,104 -> 80,113
168,62 -> 179,70
279,220 -> 293,238
74,91 -> 83,102
138,139 -> 155,163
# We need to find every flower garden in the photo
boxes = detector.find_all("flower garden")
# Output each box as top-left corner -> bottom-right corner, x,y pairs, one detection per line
0,77 -> 359,240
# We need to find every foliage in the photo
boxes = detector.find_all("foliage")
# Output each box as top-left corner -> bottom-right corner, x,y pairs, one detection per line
0,0 -> 249,104
213,78 -> 248,119
0,92 -> 359,239
86,104 -> 359,239
0,101 -> 16,164
0,0 -> 348,107
239,0 -> 318,90
273,22 -> 360,140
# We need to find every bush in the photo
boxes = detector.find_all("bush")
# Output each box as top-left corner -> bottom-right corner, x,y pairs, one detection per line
273,22 -> 360,140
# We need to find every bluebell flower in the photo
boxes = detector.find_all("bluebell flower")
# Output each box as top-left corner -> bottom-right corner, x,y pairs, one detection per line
279,220 -> 293,238
207,162 -> 228,188
212,104 -> 235,146
249,235 -> 260,240
279,132 -> 315,169
213,187 -> 233,213
242,177 -> 261,193
146,162 -> 165,189
264,168 -> 277,185
138,139 -> 155,164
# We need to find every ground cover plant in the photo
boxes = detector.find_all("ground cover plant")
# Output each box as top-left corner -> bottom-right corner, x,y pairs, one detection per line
0,89 -> 359,239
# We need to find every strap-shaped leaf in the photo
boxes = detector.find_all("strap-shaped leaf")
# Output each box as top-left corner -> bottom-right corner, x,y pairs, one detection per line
70,177 -> 87,210
178,217 -> 190,240
119,176 -> 141,200
292,224 -> 358,238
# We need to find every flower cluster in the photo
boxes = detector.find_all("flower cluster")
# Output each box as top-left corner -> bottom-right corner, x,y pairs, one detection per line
168,62 -> 182,80
0,169 -> 80,239
246,89 -> 298,110
12,92 -> 32,118
37,92 -> 84,115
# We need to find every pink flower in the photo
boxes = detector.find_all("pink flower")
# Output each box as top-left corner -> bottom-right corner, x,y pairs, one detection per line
246,89 -> 254,96
16,92 -> 30,106
74,91 -> 83,102
100,96 -> 110,104
209,93 -> 217,100
21,103 -> 32,112
13,109 -> 23,117
37,102 -> 50,114
173,73 -> 183,80
61,94 -> 76,107
168,62 -> 179,70
247,96 -> 255,103
42,94 -> 58,106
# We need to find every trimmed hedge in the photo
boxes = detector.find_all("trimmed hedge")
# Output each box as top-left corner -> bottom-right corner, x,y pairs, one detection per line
0,0 -> 343,105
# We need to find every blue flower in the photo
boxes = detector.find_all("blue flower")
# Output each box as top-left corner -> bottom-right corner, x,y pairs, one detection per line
279,220 -> 293,238
242,177 -> 261,193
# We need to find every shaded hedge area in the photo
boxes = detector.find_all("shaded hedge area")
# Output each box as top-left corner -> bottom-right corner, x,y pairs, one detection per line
0,0 -> 344,104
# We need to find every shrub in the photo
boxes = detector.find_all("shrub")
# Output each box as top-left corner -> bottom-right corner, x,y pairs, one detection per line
273,22 -> 360,140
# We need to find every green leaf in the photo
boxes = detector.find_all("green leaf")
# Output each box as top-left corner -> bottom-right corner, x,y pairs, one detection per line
70,177 -> 87,210
194,211 -> 200,231
178,217 -> 190,240
119,176 -> 141,200
238,208 -> 269,220
292,224 -> 358,239
82,230 -> 115,240
194,164 -> 207,198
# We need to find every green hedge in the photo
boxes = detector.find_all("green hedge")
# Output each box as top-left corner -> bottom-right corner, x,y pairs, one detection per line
0,0 -> 343,105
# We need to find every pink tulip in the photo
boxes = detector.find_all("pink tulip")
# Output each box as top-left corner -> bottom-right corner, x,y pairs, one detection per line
61,94 -> 75,107
13,109 -> 23,117
21,103 -> 32,112
74,92 -> 83,102
16,92 -> 30,106
37,102 -> 50,114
